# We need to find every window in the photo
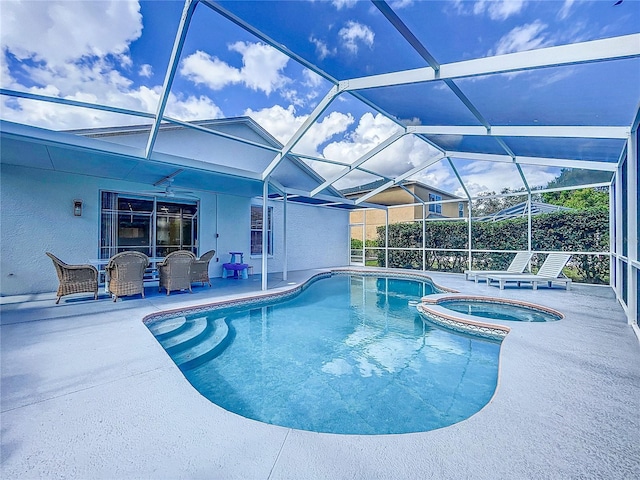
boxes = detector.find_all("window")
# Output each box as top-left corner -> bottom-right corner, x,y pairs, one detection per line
428,193 -> 442,214
100,191 -> 198,260
251,205 -> 273,256
458,202 -> 465,218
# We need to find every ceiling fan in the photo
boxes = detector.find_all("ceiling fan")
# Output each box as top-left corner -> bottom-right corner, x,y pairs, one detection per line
146,170 -> 198,199
154,178 -> 198,199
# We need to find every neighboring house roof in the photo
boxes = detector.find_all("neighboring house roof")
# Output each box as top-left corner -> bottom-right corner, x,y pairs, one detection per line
340,179 -> 461,202
476,201 -> 573,222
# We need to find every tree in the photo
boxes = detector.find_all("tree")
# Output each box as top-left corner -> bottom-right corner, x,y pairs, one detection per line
545,168 -> 612,189
472,187 -> 541,216
542,188 -> 609,211
542,168 -> 610,211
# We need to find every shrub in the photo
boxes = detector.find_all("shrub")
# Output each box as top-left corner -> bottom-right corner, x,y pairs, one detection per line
375,211 -> 609,284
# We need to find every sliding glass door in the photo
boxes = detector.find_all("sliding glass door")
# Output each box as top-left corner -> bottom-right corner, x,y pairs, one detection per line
100,191 -> 198,260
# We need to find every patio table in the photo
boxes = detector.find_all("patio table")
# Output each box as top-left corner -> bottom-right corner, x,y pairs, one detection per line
89,257 -> 165,293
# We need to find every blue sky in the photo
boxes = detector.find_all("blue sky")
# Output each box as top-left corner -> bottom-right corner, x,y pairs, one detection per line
1,0 -> 638,196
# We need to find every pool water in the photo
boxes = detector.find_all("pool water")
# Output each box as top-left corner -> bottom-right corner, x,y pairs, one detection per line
151,275 -> 500,435
440,299 -> 561,322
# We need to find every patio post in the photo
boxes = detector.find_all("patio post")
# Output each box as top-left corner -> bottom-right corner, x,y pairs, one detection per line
447,157 -> 472,270
626,130 -> 638,325
363,210 -> 368,266
422,202 -> 426,271
614,160 -> 623,302
385,209 -> 389,268
527,193 -> 532,271
515,163 -> 532,271
262,181 -> 269,291
468,200 -> 472,271
283,192 -> 288,281
609,180 -> 615,291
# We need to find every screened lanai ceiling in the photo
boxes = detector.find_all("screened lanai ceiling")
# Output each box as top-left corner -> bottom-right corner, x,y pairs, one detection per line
1,0 -> 639,205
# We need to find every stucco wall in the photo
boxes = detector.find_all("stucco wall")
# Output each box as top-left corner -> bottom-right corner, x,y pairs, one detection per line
270,200 -> 349,272
0,164 -> 348,296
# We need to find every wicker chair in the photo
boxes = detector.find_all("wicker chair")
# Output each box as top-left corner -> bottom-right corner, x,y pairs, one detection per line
46,252 -> 99,304
105,251 -> 149,302
191,249 -> 215,287
158,250 -> 196,295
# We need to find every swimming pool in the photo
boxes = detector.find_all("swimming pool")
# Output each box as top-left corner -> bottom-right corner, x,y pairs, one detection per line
146,273 -> 501,435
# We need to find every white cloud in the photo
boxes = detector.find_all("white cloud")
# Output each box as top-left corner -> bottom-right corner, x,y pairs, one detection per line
442,160 -> 556,196
558,0 -> 576,20
244,104 -> 355,159
389,0 -> 415,9
473,0 -> 527,21
229,41 -> 289,95
0,1 -> 224,129
492,21 -> 549,55
138,64 -> 153,78
241,104 -> 444,189
310,35 -> 335,60
180,50 -> 243,89
332,0 -> 358,9
165,94 -> 224,121
1,79 -> 223,131
338,21 -> 374,54
319,113 -> 444,188
0,0 -> 142,66
411,161 -> 457,193
302,69 -> 323,89
179,42 -> 290,96
240,110 -> 447,191
243,104 -> 306,145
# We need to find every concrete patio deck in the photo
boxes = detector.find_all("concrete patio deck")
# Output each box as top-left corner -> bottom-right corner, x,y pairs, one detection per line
1,268 -> 639,479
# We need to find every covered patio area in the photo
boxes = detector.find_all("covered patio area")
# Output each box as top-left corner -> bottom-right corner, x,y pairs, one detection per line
1,1 -> 639,478
1,269 -> 638,479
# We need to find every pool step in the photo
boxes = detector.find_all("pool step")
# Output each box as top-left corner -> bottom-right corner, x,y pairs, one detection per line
148,316 -> 187,340
159,317 -> 209,354
174,318 -> 232,371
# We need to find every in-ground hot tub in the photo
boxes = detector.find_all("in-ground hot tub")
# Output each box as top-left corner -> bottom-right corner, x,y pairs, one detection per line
417,295 -> 564,341
438,298 -> 562,322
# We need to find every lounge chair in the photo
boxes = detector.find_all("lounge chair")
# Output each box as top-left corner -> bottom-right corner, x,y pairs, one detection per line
46,252 -> 99,304
486,253 -> 572,290
158,250 -> 195,295
106,251 -> 149,301
464,251 -> 533,283
191,249 -> 215,287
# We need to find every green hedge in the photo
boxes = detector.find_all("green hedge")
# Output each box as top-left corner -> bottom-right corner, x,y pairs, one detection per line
351,238 -> 379,249
375,210 -> 609,284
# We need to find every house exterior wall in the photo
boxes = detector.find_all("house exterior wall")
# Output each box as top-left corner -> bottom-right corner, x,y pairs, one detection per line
350,208 -> 416,240
412,184 -> 466,218
0,164 -> 348,296
346,184 -> 467,241
271,200 -> 349,271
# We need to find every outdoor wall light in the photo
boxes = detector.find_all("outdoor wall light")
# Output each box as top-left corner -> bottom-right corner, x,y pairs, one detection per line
73,199 -> 83,217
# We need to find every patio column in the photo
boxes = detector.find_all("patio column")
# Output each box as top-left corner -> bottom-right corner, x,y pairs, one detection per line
527,193 -> 532,258
609,182 -> 615,290
468,201 -> 472,271
614,159 -> 624,301
422,203 -> 426,271
283,192 -> 288,281
262,181 -> 268,291
626,131 -> 638,325
385,209 -> 389,268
